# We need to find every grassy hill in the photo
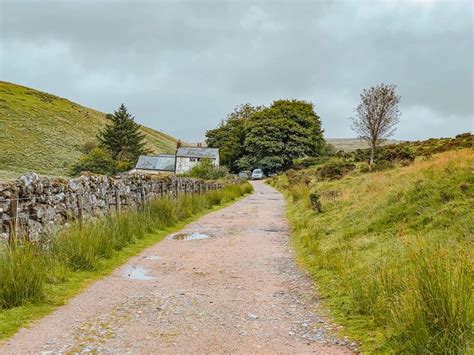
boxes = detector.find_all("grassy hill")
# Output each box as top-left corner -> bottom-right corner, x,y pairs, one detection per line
327,138 -> 402,152
269,148 -> 473,353
0,81 -> 178,179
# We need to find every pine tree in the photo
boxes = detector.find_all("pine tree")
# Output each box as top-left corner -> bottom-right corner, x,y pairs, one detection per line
97,104 -> 149,164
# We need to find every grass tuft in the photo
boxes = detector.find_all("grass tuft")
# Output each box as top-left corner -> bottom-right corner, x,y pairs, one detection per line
0,245 -> 47,308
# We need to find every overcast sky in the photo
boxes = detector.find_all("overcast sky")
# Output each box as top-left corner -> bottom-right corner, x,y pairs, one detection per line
1,0 -> 473,141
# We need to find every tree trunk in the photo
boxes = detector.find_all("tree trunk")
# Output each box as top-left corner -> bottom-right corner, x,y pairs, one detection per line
370,146 -> 375,165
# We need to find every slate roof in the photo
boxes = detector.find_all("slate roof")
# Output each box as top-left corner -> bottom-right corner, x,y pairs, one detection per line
176,147 -> 219,159
135,154 -> 176,171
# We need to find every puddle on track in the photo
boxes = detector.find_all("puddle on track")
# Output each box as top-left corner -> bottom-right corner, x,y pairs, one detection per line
170,232 -> 213,241
122,265 -> 156,280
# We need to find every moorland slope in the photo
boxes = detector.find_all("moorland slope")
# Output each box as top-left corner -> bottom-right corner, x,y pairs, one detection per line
0,82 -> 177,179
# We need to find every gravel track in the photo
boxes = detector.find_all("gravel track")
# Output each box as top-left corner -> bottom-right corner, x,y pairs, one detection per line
1,181 -> 354,354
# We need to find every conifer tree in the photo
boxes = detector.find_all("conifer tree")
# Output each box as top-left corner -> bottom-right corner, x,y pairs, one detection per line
98,104 -> 149,164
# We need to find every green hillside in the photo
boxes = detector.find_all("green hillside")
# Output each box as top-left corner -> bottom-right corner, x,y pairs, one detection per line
0,81 -> 178,179
269,149 -> 474,353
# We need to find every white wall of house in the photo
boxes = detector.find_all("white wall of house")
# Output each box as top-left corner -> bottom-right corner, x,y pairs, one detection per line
175,156 -> 219,174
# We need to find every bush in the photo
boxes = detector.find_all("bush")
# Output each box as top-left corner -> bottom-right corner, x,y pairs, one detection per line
184,158 -> 228,180
70,148 -> 117,176
309,192 -> 322,212
372,160 -> 395,171
378,145 -> 415,163
317,161 -> 356,180
81,140 -> 98,154
295,156 -> 331,168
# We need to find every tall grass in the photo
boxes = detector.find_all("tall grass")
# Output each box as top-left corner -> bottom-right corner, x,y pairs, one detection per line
0,246 -> 47,308
272,149 -> 474,353
0,183 -> 252,309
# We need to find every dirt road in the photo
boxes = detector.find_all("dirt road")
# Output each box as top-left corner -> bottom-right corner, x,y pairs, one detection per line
2,181 -> 352,354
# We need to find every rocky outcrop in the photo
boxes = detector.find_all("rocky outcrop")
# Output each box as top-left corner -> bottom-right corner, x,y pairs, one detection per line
0,173 -> 222,244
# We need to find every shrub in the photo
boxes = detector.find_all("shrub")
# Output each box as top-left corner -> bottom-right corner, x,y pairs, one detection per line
317,161 -> 356,180
81,140 -> 98,154
70,148 -> 117,176
296,156 -> 331,168
184,158 -> 228,180
286,169 -> 313,186
378,145 -> 415,163
309,192 -> 322,212
371,160 -> 395,171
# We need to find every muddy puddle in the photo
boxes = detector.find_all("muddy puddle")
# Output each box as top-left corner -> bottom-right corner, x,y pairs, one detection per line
122,265 -> 156,280
170,232 -> 213,241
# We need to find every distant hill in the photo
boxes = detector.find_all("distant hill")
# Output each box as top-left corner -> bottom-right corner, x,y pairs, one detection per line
327,138 -> 403,152
0,82 -> 178,179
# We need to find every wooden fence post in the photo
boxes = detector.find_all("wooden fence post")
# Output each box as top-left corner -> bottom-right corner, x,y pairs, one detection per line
8,191 -> 19,246
140,185 -> 146,210
76,195 -> 83,229
114,188 -> 120,213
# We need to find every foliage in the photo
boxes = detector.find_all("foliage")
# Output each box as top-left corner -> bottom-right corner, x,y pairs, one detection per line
337,133 -> 473,164
294,156 -> 332,168
351,83 -> 401,164
239,100 -> 324,173
70,148 -> 117,176
270,149 -> 474,353
98,104 -> 149,165
317,160 -> 356,180
206,104 -> 263,173
206,100 -> 324,174
182,158 -> 228,180
378,144 -> 415,162
0,183 -> 252,311
0,81 -> 178,179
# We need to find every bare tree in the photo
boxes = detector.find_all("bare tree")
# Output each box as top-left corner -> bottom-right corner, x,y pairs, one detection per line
351,83 -> 401,165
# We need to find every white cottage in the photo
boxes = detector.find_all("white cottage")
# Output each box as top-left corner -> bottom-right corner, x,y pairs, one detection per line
175,147 -> 220,174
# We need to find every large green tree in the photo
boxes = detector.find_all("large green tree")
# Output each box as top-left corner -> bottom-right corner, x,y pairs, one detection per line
206,100 -> 324,174
97,104 -> 148,166
206,104 -> 263,173
239,100 -> 324,173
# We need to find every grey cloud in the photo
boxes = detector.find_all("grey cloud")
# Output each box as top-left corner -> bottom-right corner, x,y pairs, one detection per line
1,0 -> 472,141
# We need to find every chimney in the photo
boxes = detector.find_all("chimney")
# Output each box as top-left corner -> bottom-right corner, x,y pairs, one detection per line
177,140 -> 182,149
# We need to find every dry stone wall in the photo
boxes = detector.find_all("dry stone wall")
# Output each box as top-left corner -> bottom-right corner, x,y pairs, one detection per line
0,172 -> 222,244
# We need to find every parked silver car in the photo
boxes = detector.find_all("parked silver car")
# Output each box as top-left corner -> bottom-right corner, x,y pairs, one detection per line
251,168 -> 264,180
